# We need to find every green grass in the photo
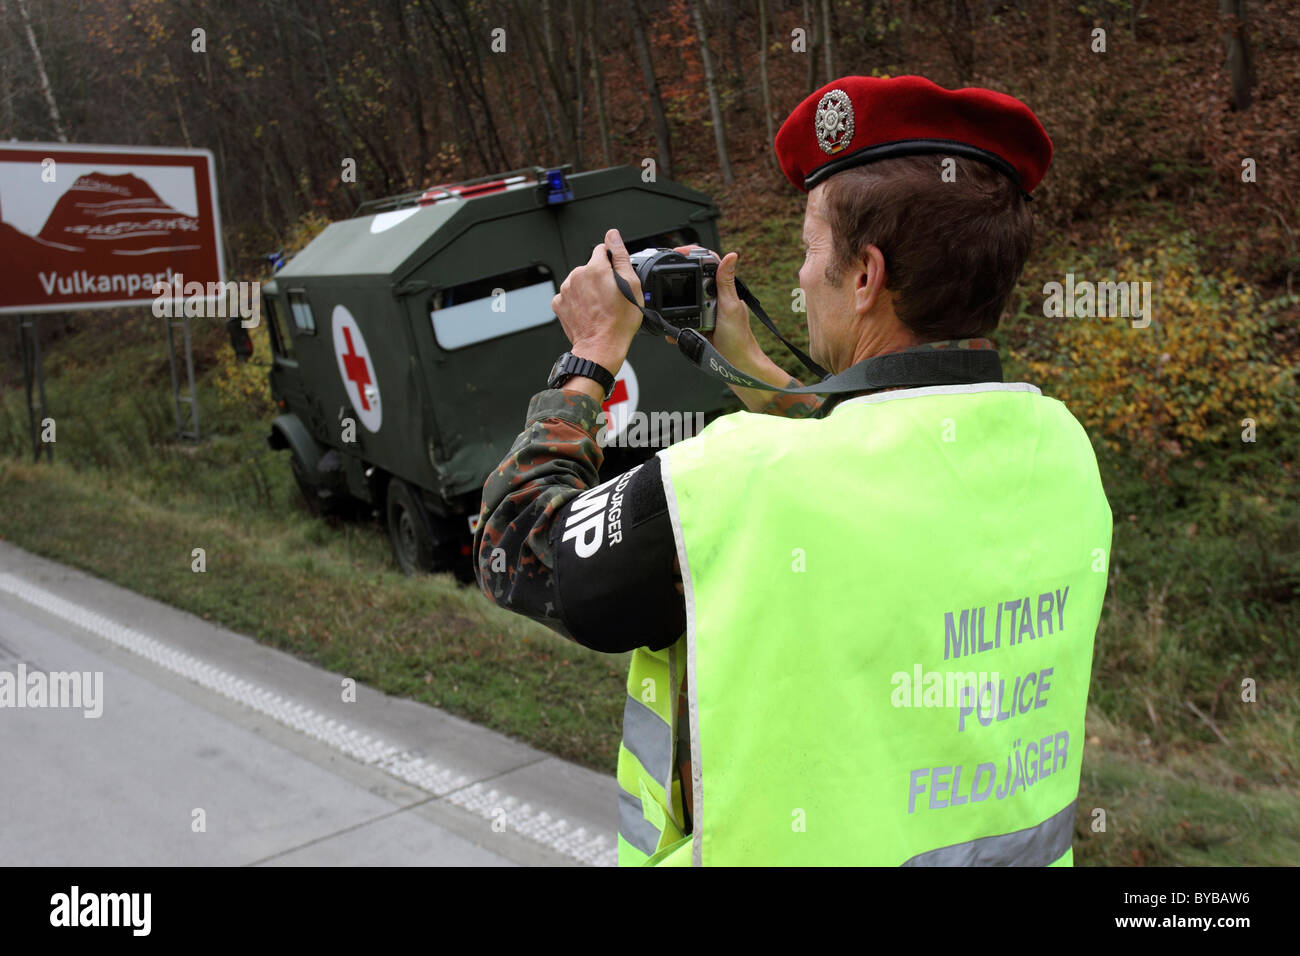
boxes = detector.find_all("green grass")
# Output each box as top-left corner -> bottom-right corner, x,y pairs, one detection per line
1076,708 -> 1300,865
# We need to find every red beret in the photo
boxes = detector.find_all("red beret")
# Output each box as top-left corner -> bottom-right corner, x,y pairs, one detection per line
775,75 -> 1052,196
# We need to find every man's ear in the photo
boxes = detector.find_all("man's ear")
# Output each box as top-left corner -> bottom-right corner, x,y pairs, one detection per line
855,244 -> 888,317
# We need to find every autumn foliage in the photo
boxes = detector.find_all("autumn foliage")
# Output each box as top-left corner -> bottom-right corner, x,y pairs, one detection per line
1017,230 -> 1295,475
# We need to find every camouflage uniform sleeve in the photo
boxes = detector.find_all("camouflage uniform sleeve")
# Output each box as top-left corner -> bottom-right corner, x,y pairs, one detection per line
472,388 -> 605,643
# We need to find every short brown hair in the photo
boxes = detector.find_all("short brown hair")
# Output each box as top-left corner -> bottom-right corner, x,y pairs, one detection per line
821,155 -> 1034,338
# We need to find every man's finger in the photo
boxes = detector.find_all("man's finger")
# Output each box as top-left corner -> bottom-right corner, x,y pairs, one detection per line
606,228 -> 633,274
673,243 -> 720,262
717,251 -> 740,299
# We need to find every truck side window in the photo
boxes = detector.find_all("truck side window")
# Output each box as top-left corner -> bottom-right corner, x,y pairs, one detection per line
287,290 -> 316,335
429,264 -> 556,350
265,294 -> 294,359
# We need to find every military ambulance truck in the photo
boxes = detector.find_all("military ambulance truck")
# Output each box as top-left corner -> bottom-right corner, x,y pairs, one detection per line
259,165 -> 733,580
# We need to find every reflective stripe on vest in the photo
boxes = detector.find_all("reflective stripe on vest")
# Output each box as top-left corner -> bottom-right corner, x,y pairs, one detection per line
657,382 -> 1112,866
616,642 -> 687,865
618,789 -> 662,857
623,694 -> 673,783
902,800 -> 1076,866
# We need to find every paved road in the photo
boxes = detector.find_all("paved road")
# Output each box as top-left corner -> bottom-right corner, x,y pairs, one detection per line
0,541 -> 619,866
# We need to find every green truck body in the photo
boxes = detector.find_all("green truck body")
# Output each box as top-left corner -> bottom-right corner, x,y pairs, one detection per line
259,166 -> 733,576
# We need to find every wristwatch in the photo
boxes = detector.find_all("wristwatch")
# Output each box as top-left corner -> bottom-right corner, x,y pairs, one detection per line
547,351 -> 616,400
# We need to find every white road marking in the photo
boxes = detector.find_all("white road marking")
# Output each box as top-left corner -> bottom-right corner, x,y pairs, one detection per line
0,573 -> 617,867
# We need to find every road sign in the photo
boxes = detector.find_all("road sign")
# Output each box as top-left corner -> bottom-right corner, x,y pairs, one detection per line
0,142 -> 224,313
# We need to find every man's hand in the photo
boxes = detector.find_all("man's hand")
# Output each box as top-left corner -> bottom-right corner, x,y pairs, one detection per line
668,243 -> 818,415
551,227 -> 644,378
669,245 -> 764,369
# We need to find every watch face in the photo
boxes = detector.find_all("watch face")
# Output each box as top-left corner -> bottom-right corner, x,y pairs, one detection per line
548,352 -> 572,387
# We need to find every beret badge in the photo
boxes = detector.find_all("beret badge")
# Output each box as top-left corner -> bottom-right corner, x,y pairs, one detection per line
814,89 -> 855,155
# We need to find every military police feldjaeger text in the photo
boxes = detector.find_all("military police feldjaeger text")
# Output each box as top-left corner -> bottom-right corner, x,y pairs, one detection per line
908,730 -> 1071,814
943,586 -> 1070,660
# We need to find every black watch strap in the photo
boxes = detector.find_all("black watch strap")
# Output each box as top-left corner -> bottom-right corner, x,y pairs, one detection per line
548,351 -> 616,400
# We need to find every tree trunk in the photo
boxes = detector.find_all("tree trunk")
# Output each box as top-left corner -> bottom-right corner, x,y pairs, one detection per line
449,1 -> 511,171
0,0 -> 14,138
942,0 -> 975,83
542,0 -> 555,62
517,14 -> 563,164
1219,0 -> 1255,111
529,0 -> 577,165
15,0 -> 66,141
391,0 -> 431,181
820,0 -> 834,83
628,0 -> 674,179
570,0 -> 585,170
690,0 -> 733,184
1044,0 -> 1056,71
722,0 -> 741,86
758,0 -> 776,169
163,56 -> 193,147
588,0 -> 612,168
419,0 -> 508,175
483,24 -> 533,168
1129,0 -> 1150,38
802,0 -> 816,92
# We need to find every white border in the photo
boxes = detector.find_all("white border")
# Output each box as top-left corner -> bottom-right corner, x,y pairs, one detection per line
0,141 -> 225,315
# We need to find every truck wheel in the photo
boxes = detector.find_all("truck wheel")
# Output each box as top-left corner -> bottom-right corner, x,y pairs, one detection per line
292,452 -> 346,517
386,479 -> 437,575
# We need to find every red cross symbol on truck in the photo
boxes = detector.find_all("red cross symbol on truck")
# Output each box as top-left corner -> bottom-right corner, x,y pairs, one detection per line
601,378 -> 628,414
341,327 -> 372,410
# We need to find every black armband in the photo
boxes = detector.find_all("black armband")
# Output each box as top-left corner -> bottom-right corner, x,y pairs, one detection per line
550,456 -> 685,653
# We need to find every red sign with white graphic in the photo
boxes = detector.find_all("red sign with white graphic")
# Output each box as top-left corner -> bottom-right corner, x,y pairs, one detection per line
331,305 -> 383,432
0,142 -> 223,313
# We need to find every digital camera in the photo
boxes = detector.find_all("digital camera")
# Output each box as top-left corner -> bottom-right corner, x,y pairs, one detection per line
628,247 -> 719,334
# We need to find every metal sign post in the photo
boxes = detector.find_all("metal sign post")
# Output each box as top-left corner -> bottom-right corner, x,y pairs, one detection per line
164,313 -> 200,441
17,314 -> 52,462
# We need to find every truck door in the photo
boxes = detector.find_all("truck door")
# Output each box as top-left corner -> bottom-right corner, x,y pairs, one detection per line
265,290 -> 311,423
403,212 -> 572,503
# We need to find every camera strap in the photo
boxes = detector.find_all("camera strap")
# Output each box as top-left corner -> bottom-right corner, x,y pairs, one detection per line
611,269 -> 1003,395
733,277 -> 829,380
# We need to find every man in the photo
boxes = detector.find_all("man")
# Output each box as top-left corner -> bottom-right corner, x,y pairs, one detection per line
474,75 -> 1113,866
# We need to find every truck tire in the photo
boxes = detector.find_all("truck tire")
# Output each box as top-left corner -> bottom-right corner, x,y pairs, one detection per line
291,451 -> 352,517
386,478 -> 438,575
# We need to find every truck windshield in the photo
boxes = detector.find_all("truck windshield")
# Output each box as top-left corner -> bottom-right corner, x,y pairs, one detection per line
265,294 -> 294,359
